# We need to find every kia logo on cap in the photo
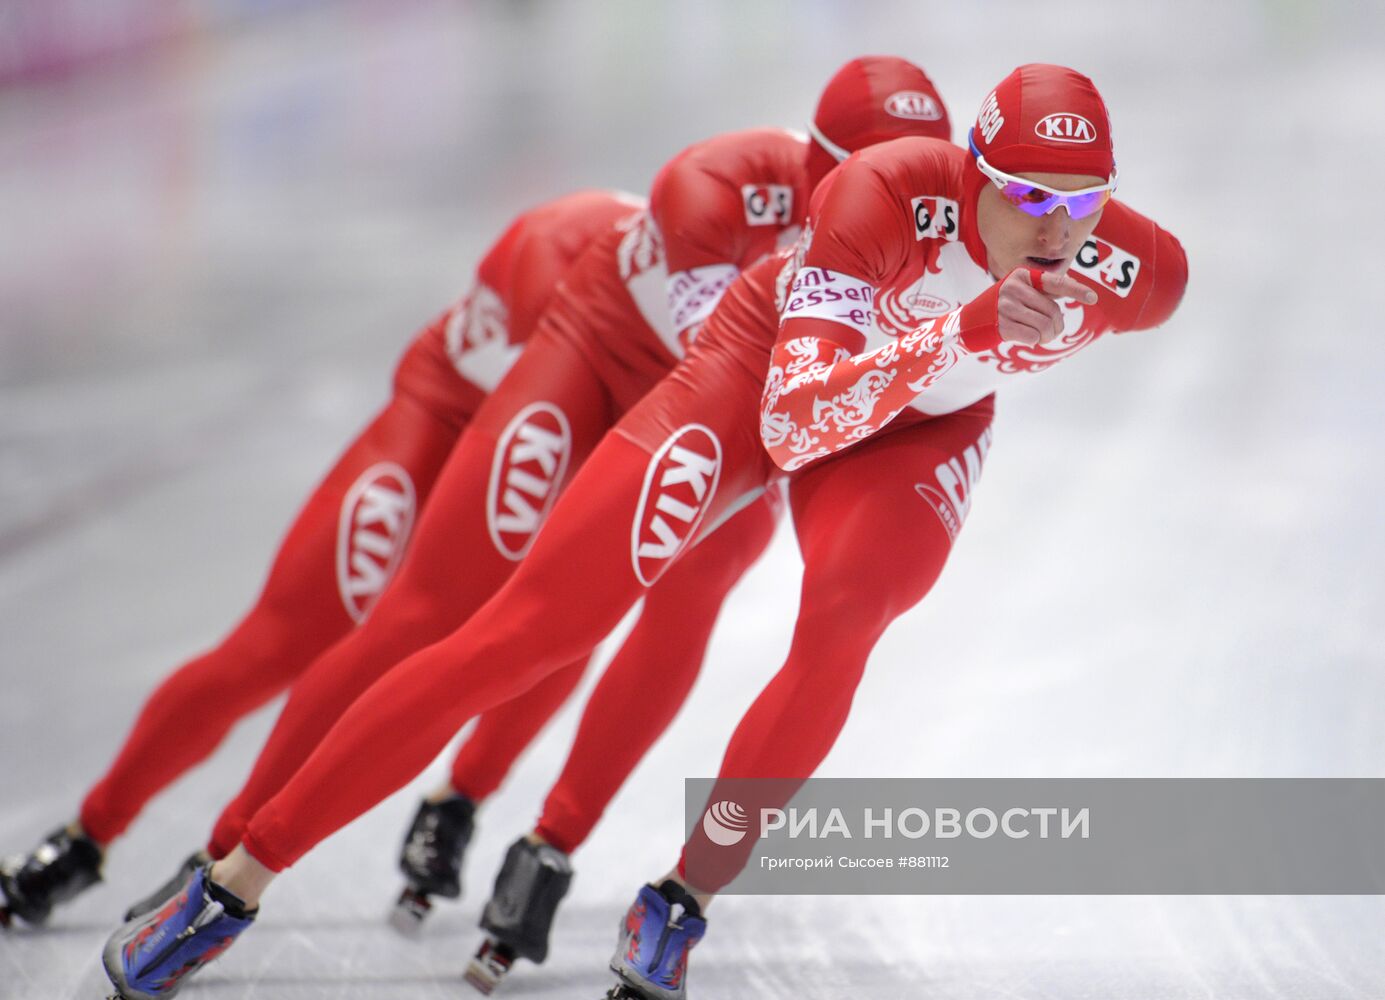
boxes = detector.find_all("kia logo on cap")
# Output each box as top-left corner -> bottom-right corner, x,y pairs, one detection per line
885,90 -> 943,121
1034,113 -> 1097,144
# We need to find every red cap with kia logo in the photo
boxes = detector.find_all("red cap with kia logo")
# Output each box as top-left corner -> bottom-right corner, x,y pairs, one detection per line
972,63 -> 1115,181
810,55 -> 952,163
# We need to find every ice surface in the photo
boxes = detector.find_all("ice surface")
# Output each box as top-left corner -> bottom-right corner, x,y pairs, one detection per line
3,2 -> 1383,997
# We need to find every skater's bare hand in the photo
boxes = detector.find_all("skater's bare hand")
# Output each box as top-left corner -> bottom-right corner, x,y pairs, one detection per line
996,268 -> 1096,347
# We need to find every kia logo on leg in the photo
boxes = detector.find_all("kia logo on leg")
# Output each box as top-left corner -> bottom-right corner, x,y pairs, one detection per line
337,463 -> 417,622
486,402 -> 572,561
630,424 -> 722,587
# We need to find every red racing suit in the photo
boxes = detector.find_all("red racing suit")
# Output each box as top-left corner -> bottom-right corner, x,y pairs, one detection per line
233,138 -> 1186,894
681,135 -> 1188,887
79,190 -> 636,845
202,129 -> 814,859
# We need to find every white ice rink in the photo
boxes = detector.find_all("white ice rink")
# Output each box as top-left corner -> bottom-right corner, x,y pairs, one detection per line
3,1 -> 1384,997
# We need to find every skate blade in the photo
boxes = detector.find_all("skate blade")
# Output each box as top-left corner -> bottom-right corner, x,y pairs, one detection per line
462,962 -> 500,995
603,987 -> 648,1000
388,887 -> 430,937
463,938 -> 513,995
0,902 -> 39,930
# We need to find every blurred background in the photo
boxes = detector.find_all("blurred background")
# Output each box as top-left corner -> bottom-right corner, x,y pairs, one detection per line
3,1 -> 1383,997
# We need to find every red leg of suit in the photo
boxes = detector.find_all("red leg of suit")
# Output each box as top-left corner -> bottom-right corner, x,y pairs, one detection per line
446,659 -> 590,804
239,344 -> 777,870
78,395 -> 459,846
534,490 -> 780,853
679,400 -> 994,892
206,332 -> 615,857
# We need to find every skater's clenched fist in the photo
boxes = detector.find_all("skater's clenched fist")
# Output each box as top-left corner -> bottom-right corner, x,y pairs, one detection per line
996,268 -> 1097,347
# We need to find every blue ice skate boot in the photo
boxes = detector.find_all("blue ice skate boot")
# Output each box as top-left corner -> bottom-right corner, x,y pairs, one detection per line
606,881 -> 706,1000
102,864 -> 254,999
124,850 -> 209,921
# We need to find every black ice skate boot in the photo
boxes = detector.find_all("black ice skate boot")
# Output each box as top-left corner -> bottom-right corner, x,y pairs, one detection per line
123,849 -> 210,921
389,794 -> 476,934
0,825 -> 103,928
464,836 -> 574,994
